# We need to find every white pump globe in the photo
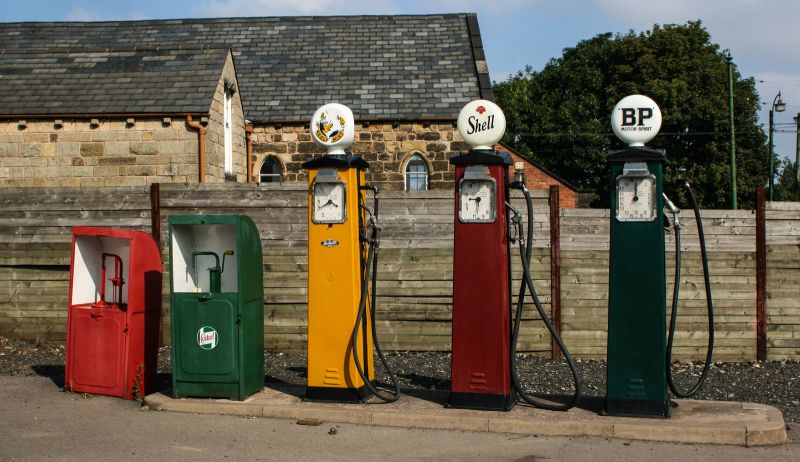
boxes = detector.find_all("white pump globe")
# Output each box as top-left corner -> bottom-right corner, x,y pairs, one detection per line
457,99 -> 506,150
611,95 -> 662,147
310,103 -> 355,155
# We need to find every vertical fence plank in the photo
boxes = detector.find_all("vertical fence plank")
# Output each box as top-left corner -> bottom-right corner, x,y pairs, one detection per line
756,187 -> 767,361
150,182 -> 161,249
549,185 -> 562,359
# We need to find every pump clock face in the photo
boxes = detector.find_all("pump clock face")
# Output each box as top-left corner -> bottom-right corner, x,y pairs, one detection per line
616,175 -> 657,222
312,181 -> 346,224
459,178 -> 497,223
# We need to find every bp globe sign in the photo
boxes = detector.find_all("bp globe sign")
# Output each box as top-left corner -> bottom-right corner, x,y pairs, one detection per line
611,94 -> 662,146
457,99 -> 506,150
310,103 -> 355,155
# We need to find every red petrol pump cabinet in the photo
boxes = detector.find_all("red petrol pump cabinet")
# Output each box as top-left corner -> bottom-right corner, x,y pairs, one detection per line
449,100 -> 515,410
65,227 -> 163,400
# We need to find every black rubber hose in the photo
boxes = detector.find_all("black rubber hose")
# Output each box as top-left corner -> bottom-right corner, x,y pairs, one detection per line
665,182 -> 715,398
350,188 -> 400,403
509,183 -> 582,411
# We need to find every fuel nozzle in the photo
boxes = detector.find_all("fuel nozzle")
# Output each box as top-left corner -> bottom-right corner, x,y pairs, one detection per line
192,250 -> 233,293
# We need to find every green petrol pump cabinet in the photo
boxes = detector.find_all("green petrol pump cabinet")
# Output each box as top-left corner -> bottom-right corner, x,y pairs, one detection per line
168,215 -> 264,400
606,95 -> 669,417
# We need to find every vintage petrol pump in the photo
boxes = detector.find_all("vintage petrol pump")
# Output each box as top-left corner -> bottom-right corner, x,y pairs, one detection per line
169,214 -> 264,401
605,95 -> 715,417
65,227 -> 162,400
449,100 -> 581,411
303,103 -> 399,403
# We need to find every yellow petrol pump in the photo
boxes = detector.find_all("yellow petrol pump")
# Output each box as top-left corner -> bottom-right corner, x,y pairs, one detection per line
303,103 -> 399,403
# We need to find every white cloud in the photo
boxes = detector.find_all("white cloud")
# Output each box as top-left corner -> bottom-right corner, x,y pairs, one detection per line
197,0 -> 398,17
590,0 -> 800,75
64,7 -> 150,22
65,7 -> 98,21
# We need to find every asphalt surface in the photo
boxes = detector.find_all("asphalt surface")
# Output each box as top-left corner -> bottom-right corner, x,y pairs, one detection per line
1,375 -> 799,461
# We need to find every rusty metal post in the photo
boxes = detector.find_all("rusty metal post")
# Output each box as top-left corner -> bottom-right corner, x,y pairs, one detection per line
756,187 -> 767,361
150,182 -> 161,249
549,185 -> 562,359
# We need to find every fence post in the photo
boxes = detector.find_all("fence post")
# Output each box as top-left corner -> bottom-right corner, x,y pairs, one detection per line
150,183 -> 161,249
756,186 -> 767,361
549,185 -> 562,359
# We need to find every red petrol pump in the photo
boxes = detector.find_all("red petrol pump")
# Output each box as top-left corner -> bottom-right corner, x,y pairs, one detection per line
449,100 -> 581,411
65,227 -> 162,400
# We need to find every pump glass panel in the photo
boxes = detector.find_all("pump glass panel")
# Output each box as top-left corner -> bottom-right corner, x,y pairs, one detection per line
458,178 -> 497,223
312,181 -> 346,224
616,174 -> 656,222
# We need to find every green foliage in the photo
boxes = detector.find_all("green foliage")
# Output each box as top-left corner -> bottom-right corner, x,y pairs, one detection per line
773,160 -> 800,201
494,21 -> 769,209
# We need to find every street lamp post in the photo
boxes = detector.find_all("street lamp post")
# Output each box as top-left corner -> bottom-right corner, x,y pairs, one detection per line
769,91 -> 786,201
727,51 -> 737,209
794,113 -> 800,193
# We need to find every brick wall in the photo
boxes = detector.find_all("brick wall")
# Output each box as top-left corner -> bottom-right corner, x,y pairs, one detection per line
504,148 -> 578,208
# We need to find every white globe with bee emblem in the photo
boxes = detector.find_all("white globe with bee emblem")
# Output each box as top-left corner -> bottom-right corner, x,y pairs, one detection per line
311,103 -> 355,155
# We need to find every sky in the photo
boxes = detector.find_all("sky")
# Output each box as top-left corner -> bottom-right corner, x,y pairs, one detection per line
3,0 -> 800,163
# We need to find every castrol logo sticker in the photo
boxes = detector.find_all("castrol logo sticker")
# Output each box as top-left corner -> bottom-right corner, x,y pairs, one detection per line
197,326 -> 218,350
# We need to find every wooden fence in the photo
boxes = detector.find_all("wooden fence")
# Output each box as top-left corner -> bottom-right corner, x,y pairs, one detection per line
0,183 -> 797,360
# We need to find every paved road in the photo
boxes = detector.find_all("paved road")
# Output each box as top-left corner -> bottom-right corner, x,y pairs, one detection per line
1,376 -> 798,461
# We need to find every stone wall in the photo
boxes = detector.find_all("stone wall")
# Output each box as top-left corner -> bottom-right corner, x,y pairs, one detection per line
250,122 -> 581,205
204,52 -> 247,183
0,117 -> 201,187
250,121 -> 468,190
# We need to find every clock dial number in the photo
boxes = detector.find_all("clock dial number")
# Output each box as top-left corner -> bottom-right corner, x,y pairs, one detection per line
312,181 -> 346,223
459,179 -> 496,223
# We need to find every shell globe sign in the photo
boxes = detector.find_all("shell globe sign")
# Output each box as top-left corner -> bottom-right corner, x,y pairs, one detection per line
457,99 -> 506,150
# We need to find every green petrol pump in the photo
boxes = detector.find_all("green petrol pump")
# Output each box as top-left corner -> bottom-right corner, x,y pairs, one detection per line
605,95 -> 715,417
169,214 -> 264,401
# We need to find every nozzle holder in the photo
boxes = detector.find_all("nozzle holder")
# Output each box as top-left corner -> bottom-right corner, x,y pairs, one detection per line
513,161 -> 525,184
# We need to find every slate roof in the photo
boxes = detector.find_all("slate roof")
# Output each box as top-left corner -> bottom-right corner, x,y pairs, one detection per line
0,47 -> 230,115
0,14 -> 490,122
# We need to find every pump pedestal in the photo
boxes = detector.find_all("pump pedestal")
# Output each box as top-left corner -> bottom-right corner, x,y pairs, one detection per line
449,150 -> 515,411
168,215 -> 264,401
303,154 -> 374,403
605,147 -> 669,417
65,227 -> 162,400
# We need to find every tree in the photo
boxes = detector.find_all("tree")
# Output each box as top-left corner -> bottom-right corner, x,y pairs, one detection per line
773,160 -> 800,201
495,21 -> 768,209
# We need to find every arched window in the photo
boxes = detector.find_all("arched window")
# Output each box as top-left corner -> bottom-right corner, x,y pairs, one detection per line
259,156 -> 282,183
404,154 -> 428,191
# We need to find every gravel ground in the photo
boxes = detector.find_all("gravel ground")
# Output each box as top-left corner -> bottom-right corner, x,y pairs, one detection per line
2,336 -> 798,425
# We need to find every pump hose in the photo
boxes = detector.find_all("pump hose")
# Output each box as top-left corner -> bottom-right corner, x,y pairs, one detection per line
509,184 -> 582,411
666,181 -> 715,398
349,190 -> 400,402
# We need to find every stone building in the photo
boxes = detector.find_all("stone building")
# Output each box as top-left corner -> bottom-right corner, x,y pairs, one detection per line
0,14 -> 579,202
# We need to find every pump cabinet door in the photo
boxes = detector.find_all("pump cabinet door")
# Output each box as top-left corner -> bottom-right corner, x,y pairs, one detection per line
68,307 -> 126,396
173,295 -> 238,381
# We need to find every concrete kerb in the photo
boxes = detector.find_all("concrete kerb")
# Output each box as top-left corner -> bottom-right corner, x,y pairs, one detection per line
143,389 -> 789,447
